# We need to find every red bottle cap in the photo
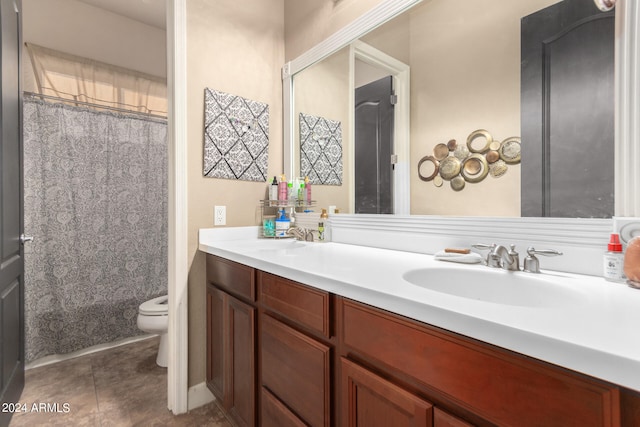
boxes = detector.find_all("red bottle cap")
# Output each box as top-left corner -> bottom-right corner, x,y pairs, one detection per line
608,233 -> 623,252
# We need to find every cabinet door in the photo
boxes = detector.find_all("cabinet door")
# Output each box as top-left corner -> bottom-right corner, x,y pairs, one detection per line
261,313 -> 331,426
227,295 -> 256,427
206,285 -> 225,401
206,285 -> 256,427
434,408 -> 474,427
261,387 -> 307,427
341,358 -> 433,427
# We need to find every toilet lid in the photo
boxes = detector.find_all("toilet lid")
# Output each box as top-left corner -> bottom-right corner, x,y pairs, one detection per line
139,295 -> 169,316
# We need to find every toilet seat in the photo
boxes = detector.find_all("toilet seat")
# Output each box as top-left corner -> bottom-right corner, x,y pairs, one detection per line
139,295 -> 169,316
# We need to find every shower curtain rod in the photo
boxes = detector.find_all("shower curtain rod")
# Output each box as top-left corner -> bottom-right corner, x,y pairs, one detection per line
23,91 -> 168,120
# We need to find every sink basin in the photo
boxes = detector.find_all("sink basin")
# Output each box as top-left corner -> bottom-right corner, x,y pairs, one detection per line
249,239 -> 307,251
402,266 -> 586,308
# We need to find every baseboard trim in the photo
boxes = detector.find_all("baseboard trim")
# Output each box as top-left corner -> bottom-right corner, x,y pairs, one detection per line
187,382 -> 215,411
26,334 -> 157,370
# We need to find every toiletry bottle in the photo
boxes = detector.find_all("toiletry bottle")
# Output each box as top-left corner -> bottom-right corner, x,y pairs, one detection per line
269,176 -> 278,202
297,182 -> 304,202
318,208 -> 329,241
305,176 -> 312,203
288,182 -> 295,202
275,209 -> 290,237
278,174 -> 288,201
604,233 -> 625,282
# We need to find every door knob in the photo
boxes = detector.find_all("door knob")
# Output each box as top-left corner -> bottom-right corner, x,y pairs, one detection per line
20,234 -> 34,244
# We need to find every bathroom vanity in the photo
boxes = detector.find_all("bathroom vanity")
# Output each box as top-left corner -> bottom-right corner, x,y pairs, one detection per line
200,228 -> 640,426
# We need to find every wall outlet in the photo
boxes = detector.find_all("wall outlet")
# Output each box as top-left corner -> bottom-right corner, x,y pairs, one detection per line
214,205 -> 226,226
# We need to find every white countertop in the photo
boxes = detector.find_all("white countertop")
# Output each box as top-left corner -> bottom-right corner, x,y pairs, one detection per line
199,227 -> 640,392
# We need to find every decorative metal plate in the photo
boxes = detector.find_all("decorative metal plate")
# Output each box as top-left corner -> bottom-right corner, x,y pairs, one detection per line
418,155 -> 439,181
466,129 -> 493,154
499,137 -> 521,164
433,143 -> 450,160
439,156 -> 462,180
486,150 -> 500,163
461,153 -> 489,183
451,176 -> 466,191
454,144 -> 470,160
489,159 -> 508,178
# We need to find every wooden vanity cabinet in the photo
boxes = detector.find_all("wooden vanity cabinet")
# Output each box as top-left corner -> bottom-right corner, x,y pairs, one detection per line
206,255 -> 257,427
258,271 -> 333,427
338,297 -> 623,427
205,255 -> 640,426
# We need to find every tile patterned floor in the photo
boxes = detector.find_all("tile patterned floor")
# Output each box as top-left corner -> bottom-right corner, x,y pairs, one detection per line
10,337 -> 232,427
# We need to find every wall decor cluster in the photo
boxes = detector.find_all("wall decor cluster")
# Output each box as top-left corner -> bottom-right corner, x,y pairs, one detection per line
418,129 -> 521,191
299,112 -> 343,185
203,88 -> 269,181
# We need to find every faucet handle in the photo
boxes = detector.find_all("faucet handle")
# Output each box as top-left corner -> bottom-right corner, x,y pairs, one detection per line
472,243 -> 496,266
523,247 -> 563,273
508,244 -> 520,270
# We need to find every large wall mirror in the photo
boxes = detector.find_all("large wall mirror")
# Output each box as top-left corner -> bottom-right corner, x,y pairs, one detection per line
284,0 -> 640,219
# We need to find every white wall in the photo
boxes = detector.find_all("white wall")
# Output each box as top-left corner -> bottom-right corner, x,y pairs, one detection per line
22,0 -> 166,78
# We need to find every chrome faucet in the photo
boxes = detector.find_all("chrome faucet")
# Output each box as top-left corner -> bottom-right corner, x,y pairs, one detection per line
523,247 -> 563,273
473,243 -> 562,274
490,244 -> 520,271
472,243 -> 496,266
286,226 -> 316,242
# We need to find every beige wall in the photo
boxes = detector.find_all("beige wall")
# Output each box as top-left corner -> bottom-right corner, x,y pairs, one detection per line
285,0 -> 386,62
186,0 -> 284,386
22,0 -> 166,78
294,47 -> 351,212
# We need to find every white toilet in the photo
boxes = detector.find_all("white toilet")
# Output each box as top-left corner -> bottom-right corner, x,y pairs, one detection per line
137,295 -> 169,367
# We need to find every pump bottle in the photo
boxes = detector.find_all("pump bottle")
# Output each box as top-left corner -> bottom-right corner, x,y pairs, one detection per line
604,233 -> 626,283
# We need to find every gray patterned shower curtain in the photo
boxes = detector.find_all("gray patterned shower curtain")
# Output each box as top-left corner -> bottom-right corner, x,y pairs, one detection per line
22,99 -> 168,362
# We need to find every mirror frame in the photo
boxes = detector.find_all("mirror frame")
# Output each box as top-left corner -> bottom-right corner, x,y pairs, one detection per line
283,0 -> 640,222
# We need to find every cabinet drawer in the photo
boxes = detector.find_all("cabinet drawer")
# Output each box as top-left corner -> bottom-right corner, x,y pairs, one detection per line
206,254 -> 255,301
258,271 -> 330,338
341,299 -> 620,427
261,313 -> 331,427
261,387 -> 307,427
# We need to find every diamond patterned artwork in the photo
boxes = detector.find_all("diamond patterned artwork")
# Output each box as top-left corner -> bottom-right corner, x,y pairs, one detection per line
299,113 -> 343,185
203,88 -> 269,181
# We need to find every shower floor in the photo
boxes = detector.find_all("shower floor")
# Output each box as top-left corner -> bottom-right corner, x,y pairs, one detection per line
10,337 -> 231,426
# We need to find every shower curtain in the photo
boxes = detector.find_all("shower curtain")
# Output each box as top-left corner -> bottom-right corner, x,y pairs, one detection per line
22,99 -> 168,362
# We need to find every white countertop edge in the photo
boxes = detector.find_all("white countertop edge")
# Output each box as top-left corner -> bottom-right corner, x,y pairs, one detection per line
198,228 -> 640,392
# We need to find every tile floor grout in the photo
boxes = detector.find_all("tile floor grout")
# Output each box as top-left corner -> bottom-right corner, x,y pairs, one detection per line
10,337 -> 232,426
